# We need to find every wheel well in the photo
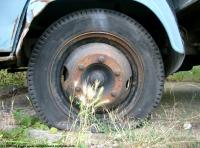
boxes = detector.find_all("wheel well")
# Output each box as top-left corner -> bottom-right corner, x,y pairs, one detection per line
21,0 -> 172,74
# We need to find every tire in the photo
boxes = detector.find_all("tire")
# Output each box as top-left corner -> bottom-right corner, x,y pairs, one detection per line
28,9 -> 165,130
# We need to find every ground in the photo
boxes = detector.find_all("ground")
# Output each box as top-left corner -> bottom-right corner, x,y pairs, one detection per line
0,68 -> 200,147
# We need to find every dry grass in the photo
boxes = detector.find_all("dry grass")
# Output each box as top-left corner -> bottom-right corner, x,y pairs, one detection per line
60,81 -> 200,147
0,70 -> 200,147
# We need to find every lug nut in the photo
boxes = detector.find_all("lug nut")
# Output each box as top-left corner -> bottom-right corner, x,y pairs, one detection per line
78,64 -> 85,71
111,91 -> 117,98
114,70 -> 120,77
98,56 -> 105,63
75,86 -> 81,92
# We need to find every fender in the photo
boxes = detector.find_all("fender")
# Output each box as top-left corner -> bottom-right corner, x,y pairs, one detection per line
0,0 -> 53,54
133,0 -> 184,54
16,0 -> 54,55
0,0 -> 185,57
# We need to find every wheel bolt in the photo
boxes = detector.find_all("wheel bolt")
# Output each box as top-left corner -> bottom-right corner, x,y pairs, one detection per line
78,64 -> 85,71
111,91 -> 117,98
75,86 -> 81,92
98,56 -> 105,63
114,70 -> 120,77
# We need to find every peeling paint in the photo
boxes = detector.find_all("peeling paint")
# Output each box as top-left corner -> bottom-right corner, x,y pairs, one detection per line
16,0 -> 54,55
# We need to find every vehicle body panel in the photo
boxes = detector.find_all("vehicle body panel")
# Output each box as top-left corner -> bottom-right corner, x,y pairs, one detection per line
16,0 -> 54,54
0,0 -> 184,57
172,0 -> 198,11
134,0 -> 184,54
0,0 -> 27,52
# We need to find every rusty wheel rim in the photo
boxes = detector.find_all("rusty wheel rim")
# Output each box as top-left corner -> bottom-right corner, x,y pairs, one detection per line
59,32 -> 141,113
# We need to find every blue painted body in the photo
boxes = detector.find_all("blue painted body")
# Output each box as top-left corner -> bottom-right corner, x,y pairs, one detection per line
0,0 -> 185,54
134,0 -> 184,54
0,0 -> 27,52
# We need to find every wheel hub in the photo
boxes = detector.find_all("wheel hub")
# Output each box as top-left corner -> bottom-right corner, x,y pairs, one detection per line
62,43 -> 133,108
89,70 -> 105,87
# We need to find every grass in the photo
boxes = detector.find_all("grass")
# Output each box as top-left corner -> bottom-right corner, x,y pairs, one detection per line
0,127 -> 49,147
0,110 -> 50,147
0,70 -> 26,88
168,66 -> 200,82
61,80 -> 200,147
0,67 -> 200,147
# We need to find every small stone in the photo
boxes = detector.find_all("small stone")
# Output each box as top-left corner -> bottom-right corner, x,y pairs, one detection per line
78,64 -> 85,71
183,122 -> 192,130
98,56 -> 105,63
111,91 -> 117,97
114,70 -> 120,77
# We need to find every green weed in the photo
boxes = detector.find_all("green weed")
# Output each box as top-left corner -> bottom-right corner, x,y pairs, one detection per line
0,70 -> 26,88
168,66 -> 200,82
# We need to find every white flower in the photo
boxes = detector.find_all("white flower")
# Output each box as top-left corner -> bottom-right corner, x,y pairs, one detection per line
79,96 -> 86,106
86,85 -> 96,101
82,83 -> 87,96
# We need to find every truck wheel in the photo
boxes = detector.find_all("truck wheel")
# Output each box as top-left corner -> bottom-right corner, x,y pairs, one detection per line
28,9 -> 164,129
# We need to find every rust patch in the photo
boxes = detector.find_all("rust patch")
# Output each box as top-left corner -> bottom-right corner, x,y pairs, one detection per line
60,32 -> 133,109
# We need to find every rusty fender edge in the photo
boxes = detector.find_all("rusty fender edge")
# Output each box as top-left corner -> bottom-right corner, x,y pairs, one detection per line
15,0 -> 54,58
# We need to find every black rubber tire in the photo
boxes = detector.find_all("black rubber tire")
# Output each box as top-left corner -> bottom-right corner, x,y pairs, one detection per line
28,9 -> 165,130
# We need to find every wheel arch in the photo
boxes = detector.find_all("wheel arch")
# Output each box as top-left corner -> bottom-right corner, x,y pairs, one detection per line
16,0 -> 185,75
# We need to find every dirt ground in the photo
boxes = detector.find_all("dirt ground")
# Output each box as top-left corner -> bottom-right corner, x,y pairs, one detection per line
154,82 -> 200,140
0,82 -> 200,146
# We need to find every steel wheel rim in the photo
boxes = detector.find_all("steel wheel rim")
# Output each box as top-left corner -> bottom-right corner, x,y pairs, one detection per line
50,32 -> 143,117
